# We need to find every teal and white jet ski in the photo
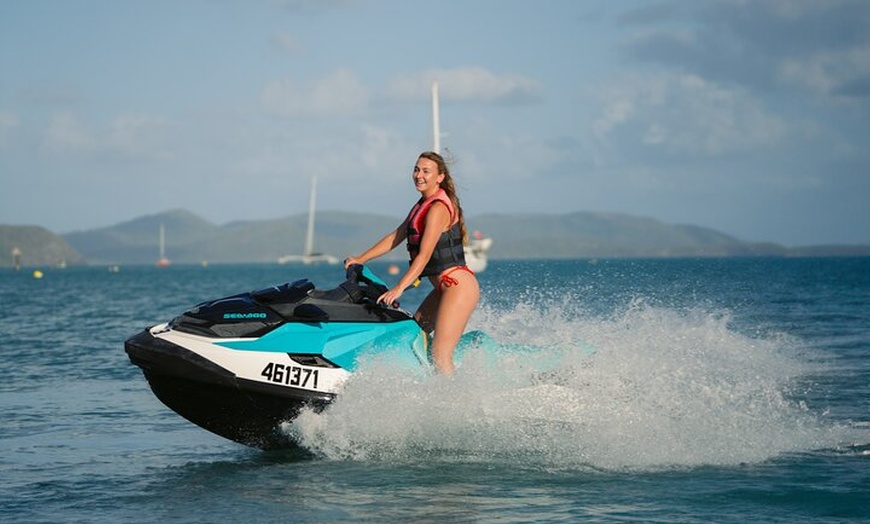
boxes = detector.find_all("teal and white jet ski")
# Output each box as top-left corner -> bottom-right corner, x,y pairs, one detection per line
125,264 -> 491,449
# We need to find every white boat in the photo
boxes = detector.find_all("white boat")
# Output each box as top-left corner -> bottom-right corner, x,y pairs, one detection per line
465,232 -> 492,273
11,246 -> 21,270
278,176 -> 339,265
431,81 -> 491,273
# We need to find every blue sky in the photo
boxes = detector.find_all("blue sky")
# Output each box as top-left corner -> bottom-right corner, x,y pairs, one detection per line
1,0 -> 868,246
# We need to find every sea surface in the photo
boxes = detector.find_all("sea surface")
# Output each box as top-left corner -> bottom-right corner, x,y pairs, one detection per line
1,258 -> 868,523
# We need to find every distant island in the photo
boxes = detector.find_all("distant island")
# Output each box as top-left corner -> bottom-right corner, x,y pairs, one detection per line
0,225 -> 84,268
1,208 -> 868,268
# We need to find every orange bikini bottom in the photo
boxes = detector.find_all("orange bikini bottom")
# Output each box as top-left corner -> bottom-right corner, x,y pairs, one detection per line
438,265 -> 475,292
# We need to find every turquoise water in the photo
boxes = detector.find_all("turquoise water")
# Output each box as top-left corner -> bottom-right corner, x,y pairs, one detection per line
1,259 -> 868,523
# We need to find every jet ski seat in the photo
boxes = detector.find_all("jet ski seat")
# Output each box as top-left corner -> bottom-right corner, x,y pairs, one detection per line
251,279 -> 315,305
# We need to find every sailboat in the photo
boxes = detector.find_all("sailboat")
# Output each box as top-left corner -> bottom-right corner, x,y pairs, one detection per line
465,231 -> 492,273
431,81 -> 492,273
156,223 -> 171,268
278,176 -> 339,265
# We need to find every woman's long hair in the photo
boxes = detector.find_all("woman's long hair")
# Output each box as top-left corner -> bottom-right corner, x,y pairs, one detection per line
418,151 -> 467,243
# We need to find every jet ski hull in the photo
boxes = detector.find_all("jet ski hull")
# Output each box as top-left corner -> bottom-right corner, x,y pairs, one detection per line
126,328 -> 335,449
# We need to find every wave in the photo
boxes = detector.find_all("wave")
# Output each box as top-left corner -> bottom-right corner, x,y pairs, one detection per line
284,298 -> 862,470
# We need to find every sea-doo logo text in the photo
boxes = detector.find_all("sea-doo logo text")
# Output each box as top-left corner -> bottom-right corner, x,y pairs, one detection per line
223,312 -> 268,320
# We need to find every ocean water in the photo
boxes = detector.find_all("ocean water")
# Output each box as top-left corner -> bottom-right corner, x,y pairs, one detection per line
1,258 -> 868,523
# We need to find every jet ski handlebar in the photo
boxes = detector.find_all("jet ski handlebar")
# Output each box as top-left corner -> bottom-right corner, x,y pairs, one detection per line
345,264 -> 402,309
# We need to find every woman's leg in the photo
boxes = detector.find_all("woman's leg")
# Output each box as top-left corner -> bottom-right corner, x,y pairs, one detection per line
430,271 -> 479,374
414,288 -> 441,335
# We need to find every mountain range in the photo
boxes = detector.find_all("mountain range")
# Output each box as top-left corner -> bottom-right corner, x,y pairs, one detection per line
2,209 -> 868,268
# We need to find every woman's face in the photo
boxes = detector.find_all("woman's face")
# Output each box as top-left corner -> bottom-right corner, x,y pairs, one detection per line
412,157 -> 444,196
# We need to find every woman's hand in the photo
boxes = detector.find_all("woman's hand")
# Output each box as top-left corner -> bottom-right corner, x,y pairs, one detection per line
377,286 -> 404,308
344,256 -> 362,269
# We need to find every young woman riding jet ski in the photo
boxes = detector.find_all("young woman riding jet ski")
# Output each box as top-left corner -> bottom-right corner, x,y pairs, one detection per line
344,151 -> 479,374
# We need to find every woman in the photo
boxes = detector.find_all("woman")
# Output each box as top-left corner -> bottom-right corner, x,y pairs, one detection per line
344,151 -> 479,374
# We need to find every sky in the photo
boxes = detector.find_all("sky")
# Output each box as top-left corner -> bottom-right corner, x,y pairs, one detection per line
1,0 -> 868,247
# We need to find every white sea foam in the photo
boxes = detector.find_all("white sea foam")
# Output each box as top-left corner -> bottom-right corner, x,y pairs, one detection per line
285,299 -> 857,470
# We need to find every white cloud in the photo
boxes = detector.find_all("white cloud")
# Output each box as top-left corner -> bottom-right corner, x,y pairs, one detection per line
592,72 -> 788,157
777,46 -> 870,99
106,114 -> 173,158
0,111 -> 20,149
270,31 -> 305,55
43,111 -> 173,159
272,0 -> 356,15
386,67 -> 541,104
45,112 -> 94,152
260,69 -> 370,118
593,97 -> 634,138
357,123 -> 405,170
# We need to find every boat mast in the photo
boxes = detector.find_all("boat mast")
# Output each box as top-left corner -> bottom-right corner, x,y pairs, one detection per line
432,81 -> 440,154
159,223 -> 166,259
156,223 -> 171,267
304,176 -> 316,257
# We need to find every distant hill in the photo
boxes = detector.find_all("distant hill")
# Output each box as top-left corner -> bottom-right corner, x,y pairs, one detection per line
62,209 -> 223,264
70,209 -> 779,265
2,209 -> 868,267
469,212 -> 790,258
62,209 -> 401,265
0,225 -> 84,268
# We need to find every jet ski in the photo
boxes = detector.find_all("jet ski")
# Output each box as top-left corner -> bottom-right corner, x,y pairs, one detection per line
125,264 -> 439,449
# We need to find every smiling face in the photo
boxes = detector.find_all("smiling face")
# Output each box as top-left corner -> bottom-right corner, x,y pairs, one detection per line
412,157 -> 444,198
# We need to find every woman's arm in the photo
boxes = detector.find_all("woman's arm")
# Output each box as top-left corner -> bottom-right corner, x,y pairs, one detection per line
345,219 -> 409,267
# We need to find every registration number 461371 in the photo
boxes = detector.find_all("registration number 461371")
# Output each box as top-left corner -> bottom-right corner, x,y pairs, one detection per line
260,362 -> 319,389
